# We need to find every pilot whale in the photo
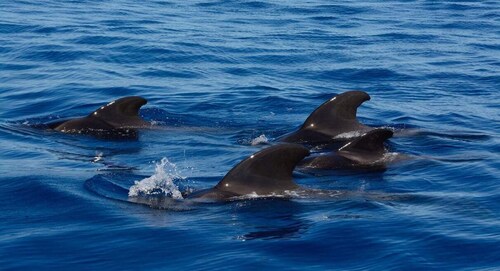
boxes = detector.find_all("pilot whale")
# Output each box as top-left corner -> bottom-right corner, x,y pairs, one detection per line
180,131 -> 396,201
166,142 -> 404,202
298,128 -> 395,170
47,96 -> 150,137
120,143 -> 412,207
187,144 -> 311,200
279,91 -> 374,145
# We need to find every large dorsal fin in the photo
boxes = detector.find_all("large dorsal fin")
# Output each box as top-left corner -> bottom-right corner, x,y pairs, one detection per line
337,128 -> 393,163
89,96 -> 149,128
279,91 -> 373,144
302,91 -> 371,134
215,144 -> 310,196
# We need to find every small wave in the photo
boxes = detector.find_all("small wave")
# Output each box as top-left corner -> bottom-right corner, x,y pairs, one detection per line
319,68 -> 414,81
229,190 -> 303,200
229,189 -> 350,200
139,69 -> 201,79
128,158 -> 184,199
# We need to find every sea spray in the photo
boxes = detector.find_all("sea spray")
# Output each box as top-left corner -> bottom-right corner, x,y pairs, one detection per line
128,158 -> 184,199
250,134 -> 269,145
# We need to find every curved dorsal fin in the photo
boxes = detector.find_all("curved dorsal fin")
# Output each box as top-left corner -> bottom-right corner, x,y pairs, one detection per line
337,128 -> 393,163
215,144 -> 310,196
90,96 -> 149,128
301,91 -> 370,133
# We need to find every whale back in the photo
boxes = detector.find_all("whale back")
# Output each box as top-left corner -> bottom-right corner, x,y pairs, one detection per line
88,96 -> 149,128
280,91 -> 372,143
214,144 -> 310,196
337,128 -> 393,164
52,96 -> 149,133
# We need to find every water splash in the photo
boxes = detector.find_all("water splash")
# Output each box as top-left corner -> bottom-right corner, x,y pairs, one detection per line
333,131 -> 364,139
92,152 -> 104,163
334,127 -> 396,140
381,152 -> 402,164
128,158 -> 184,199
251,134 -> 269,145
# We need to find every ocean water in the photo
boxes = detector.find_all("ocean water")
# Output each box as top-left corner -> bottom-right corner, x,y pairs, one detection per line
1,0 -> 499,270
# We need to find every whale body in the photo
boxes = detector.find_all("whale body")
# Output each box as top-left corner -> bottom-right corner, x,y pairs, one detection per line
185,139 -> 402,201
120,141 -> 409,207
298,128 -> 395,170
47,96 -> 150,138
188,144 -> 310,200
279,91 -> 374,145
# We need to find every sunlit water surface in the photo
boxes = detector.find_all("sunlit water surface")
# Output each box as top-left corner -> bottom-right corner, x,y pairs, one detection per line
1,1 -> 499,270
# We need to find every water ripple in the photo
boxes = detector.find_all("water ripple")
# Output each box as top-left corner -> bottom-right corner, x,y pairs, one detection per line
0,0 -> 499,269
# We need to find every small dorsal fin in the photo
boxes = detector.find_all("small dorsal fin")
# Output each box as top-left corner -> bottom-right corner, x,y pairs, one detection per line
302,91 -> 370,132
215,144 -> 310,196
337,128 -> 393,163
89,96 -> 149,128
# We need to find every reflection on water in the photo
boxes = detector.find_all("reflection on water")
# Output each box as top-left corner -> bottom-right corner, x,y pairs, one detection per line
232,200 -> 309,241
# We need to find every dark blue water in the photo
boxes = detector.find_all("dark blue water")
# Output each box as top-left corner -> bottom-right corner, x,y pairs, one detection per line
1,0 -> 499,270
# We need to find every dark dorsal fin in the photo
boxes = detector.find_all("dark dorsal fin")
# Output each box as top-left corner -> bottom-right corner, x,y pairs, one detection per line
302,90 -> 371,134
337,128 -> 393,163
89,96 -> 149,128
278,91 -> 373,144
215,144 -> 310,196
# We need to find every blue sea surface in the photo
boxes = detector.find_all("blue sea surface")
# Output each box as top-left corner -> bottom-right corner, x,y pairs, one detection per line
1,0 -> 499,270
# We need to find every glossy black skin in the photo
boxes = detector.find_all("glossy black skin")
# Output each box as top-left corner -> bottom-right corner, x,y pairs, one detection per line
188,144 -> 310,200
186,93 -> 392,200
279,91 -> 373,145
47,96 -> 149,139
298,129 -> 395,171
298,151 -> 389,172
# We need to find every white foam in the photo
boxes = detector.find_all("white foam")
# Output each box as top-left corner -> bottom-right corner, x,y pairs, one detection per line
128,158 -> 184,199
381,152 -> 400,163
358,152 -> 401,166
231,190 -> 301,200
92,152 -> 103,163
250,134 -> 269,145
333,131 -> 364,139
